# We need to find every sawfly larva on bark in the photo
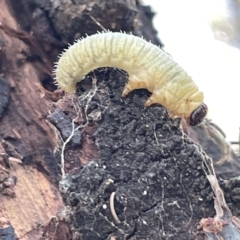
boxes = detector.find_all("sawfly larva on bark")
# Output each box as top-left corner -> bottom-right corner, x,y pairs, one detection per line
54,32 -> 208,126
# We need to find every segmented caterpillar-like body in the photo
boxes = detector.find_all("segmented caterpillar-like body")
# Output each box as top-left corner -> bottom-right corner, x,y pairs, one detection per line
54,32 -> 207,126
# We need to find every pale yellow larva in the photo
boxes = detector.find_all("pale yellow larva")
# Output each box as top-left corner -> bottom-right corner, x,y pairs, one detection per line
54,32 -> 207,126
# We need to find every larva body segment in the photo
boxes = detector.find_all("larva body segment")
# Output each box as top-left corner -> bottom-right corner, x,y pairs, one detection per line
54,32 -> 207,124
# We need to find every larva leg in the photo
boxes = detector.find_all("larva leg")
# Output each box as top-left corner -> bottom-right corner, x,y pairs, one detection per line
144,94 -> 162,107
180,118 -> 189,135
121,79 -> 147,97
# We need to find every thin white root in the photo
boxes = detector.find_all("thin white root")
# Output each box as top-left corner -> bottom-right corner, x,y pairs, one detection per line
60,120 -> 81,177
207,174 -> 232,219
109,192 -> 120,224
88,14 -> 107,32
60,78 -> 98,178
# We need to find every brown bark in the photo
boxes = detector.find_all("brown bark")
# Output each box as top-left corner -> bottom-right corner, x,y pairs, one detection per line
0,0 -> 63,239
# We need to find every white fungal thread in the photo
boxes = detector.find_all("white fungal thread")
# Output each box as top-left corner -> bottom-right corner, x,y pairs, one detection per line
54,32 -> 207,123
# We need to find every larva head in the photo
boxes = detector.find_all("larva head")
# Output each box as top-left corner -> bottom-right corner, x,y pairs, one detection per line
188,103 -> 208,126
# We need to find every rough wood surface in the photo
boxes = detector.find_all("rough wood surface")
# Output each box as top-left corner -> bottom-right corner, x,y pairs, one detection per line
0,0 -> 63,239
